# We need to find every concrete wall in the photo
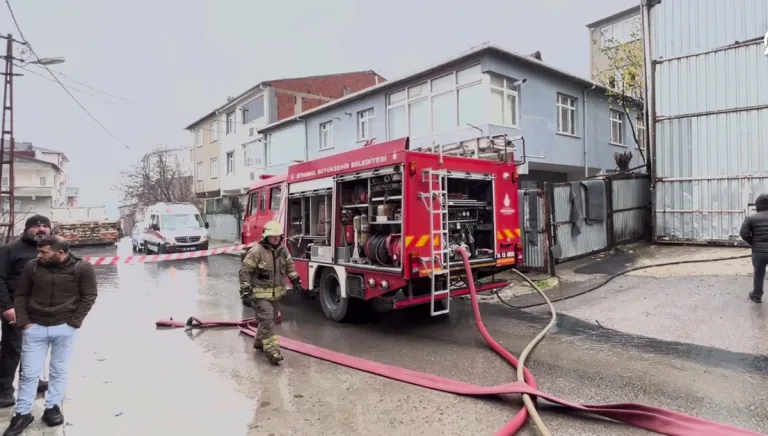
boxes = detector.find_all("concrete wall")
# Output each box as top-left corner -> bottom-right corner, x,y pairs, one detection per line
205,213 -> 240,242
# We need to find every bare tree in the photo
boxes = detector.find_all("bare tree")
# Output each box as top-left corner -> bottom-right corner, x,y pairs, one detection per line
115,148 -> 199,209
594,21 -> 646,165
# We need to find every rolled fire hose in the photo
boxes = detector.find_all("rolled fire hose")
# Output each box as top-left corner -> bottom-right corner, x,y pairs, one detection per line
156,249 -> 764,436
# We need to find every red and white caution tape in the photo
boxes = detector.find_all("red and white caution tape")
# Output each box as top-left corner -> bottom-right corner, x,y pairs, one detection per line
83,243 -> 256,266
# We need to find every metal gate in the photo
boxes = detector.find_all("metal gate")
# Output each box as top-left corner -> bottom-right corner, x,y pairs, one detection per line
518,189 -> 551,272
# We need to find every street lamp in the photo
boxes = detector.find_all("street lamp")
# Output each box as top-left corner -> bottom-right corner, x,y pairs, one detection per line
30,57 -> 65,66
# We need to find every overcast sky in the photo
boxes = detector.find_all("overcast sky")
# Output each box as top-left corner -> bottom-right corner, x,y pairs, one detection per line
1,0 -> 637,218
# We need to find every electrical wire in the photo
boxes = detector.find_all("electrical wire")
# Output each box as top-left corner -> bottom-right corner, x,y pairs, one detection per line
5,0 -> 131,149
497,253 -> 752,309
14,63 -> 125,105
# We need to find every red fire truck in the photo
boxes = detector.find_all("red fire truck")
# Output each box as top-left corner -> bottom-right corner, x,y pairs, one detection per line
241,136 -> 522,322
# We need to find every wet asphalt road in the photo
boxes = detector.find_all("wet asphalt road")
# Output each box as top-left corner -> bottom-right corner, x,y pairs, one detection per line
4,241 -> 768,436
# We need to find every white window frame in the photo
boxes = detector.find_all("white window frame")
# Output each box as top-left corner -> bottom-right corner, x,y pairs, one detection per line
635,113 -> 645,150
600,16 -> 642,48
210,120 -> 218,142
226,112 -> 235,135
226,151 -> 235,175
357,109 -> 374,141
556,94 -> 577,136
40,176 -> 46,186
1,177 -> 7,187
386,64 -> 484,140
196,180 -> 203,192
320,121 -> 334,150
196,162 -> 203,180
610,109 -> 625,145
195,128 -> 202,147
489,74 -> 520,128
210,157 -> 219,179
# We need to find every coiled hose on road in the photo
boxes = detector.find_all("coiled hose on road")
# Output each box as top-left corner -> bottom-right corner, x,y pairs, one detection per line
498,253 -> 753,309
156,248 -> 764,436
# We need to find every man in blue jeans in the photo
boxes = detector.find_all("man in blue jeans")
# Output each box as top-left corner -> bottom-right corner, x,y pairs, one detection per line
3,236 -> 98,436
740,193 -> 768,304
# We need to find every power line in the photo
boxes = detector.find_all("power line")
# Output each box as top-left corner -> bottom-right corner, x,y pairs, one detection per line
29,64 -> 155,109
14,63 -> 125,105
5,0 -> 131,149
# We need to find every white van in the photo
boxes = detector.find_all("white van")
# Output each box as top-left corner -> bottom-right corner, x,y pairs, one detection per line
136,202 -> 210,254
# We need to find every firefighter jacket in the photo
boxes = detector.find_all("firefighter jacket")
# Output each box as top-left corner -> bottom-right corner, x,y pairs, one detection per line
239,241 -> 300,301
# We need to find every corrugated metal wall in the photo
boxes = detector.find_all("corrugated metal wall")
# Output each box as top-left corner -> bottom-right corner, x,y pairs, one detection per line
650,0 -> 768,242
552,183 -> 608,261
612,177 -> 651,243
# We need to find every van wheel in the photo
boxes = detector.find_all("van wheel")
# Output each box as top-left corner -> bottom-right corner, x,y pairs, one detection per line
319,269 -> 351,322
157,244 -> 166,254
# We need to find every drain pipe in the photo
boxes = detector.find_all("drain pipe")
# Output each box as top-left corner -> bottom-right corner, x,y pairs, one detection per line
583,85 -> 596,177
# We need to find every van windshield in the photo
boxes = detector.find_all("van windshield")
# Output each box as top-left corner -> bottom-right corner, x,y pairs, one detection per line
160,214 -> 204,231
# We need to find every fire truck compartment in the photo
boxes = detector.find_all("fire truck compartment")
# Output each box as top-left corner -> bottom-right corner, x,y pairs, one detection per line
443,178 -> 495,263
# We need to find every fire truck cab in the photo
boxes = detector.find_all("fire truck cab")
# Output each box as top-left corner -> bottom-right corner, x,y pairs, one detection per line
242,136 -> 522,322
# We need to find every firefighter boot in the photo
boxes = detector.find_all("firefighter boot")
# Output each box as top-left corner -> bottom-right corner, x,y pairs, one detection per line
253,338 -> 263,351
267,350 -> 284,365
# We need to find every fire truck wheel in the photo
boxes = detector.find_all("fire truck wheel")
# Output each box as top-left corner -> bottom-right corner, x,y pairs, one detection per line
319,269 -> 351,322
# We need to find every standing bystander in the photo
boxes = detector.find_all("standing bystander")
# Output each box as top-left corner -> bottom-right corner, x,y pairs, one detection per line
0,215 -> 52,407
740,193 -> 768,303
3,236 -> 98,436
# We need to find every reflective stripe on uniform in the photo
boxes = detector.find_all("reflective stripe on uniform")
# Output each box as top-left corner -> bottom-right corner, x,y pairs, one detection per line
262,335 -> 279,352
252,286 -> 287,300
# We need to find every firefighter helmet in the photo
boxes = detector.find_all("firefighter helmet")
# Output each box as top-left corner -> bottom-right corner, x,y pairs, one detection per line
262,221 -> 283,238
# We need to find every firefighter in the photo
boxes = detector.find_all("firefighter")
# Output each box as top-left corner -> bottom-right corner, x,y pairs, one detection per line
238,220 -> 300,365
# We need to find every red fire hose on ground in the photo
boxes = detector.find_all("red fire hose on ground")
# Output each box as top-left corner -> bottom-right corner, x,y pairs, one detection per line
156,248 -> 765,436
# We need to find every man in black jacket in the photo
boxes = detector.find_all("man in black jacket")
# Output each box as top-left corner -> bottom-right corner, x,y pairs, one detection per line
0,215 -> 51,407
740,194 -> 768,303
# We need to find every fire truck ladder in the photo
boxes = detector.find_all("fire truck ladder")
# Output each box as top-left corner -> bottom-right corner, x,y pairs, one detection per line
421,169 -> 451,316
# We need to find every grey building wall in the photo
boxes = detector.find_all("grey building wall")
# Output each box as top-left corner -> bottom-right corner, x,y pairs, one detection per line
263,51 -> 644,180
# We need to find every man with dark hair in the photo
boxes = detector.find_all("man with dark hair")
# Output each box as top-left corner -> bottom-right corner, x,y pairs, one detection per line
3,235 -> 98,436
741,193 -> 768,303
0,215 -> 52,408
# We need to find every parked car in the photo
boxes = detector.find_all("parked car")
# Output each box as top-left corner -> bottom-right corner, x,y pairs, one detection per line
131,224 -> 144,252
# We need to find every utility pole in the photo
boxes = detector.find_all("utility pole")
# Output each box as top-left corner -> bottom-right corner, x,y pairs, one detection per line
0,34 -> 22,244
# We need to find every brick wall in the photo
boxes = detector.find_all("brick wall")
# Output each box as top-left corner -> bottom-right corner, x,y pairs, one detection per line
271,71 -> 385,120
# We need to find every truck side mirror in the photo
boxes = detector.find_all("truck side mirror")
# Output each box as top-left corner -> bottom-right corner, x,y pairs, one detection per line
204,222 -> 210,229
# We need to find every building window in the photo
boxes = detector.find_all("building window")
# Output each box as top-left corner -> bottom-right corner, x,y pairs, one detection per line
196,162 -> 203,180
387,64 -> 483,140
226,151 -> 235,174
197,180 -> 203,192
242,96 -> 265,124
600,15 -> 642,48
195,129 -> 202,147
320,121 -> 334,150
243,142 -> 261,167
189,148 -> 193,162
610,109 -> 624,145
226,112 -> 235,134
557,94 -> 577,135
1,177 -> 7,187
635,114 -> 645,150
40,177 -> 46,186
490,74 -> 519,127
357,109 -> 374,141
210,120 -> 218,142
210,157 -> 219,179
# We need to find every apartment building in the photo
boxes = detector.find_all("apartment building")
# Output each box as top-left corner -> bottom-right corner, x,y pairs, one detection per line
587,5 -> 643,89
185,71 -> 385,215
1,142 -> 74,213
258,43 -> 645,189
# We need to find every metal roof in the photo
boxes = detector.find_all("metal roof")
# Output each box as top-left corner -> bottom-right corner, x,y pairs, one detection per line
258,42 -> 613,134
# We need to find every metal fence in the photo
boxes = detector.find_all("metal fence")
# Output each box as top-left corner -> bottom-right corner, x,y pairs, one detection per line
518,189 -> 551,272
550,174 -> 651,262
